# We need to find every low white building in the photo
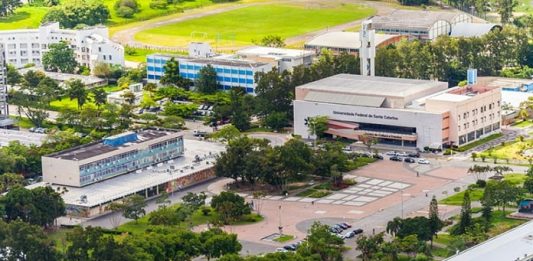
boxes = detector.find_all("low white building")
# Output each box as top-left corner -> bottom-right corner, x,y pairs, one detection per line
107,83 -> 143,105
235,46 -> 315,72
0,22 -> 124,72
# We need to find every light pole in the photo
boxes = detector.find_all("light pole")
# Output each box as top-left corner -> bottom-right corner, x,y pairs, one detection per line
401,191 -> 411,219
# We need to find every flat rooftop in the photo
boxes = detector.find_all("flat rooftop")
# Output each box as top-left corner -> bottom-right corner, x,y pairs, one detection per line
446,220 -> 533,261
371,10 -> 469,31
34,139 -> 224,208
305,31 -> 400,50
296,74 -> 446,98
0,129 -> 46,147
18,68 -> 107,87
46,129 -> 180,161
149,54 -> 268,68
236,46 -> 314,58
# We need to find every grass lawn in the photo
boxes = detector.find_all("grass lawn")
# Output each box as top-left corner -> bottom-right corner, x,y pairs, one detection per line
0,6 -> 48,30
296,188 -> 331,198
102,84 -> 124,93
135,3 -> 376,47
10,116 -> 35,129
455,133 -> 503,152
274,234 -> 295,243
512,120 -> 533,128
125,47 -> 187,63
440,188 -> 484,206
48,227 -> 74,251
487,210 -> 528,237
516,0 -> 532,14
480,138 -> 533,160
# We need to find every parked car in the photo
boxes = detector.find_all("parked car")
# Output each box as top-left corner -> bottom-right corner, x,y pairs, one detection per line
275,248 -> 288,253
385,151 -> 397,156
418,158 -> 430,164
352,228 -> 364,235
283,244 -> 296,251
373,154 -> 384,160
330,226 -> 342,234
342,231 -> 356,239
396,152 -> 408,157
29,127 -> 36,132
408,152 -> 420,158
338,223 -> 349,229
404,157 -> 416,163
340,222 -> 352,228
333,224 -> 344,231
389,156 -> 402,162
193,130 -> 208,137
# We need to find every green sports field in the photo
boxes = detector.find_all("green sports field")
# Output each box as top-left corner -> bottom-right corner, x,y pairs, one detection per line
0,0 -> 214,30
134,3 -> 376,48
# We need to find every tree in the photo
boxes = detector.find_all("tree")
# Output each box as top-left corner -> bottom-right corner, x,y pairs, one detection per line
160,57 -> 190,89
42,1 -> 110,28
0,220 -> 60,261
42,41 -> 78,73
493,0 -> 518,24
258,35 -> 285,47
65,226 -> 105,261
306,115 -> 328,140
263,111 -> 289,131
210,192 -> 251,224
200,228 -> 242,260
228,87 -> 251,131
386,217 -> 403,237
456,189 -> 472,234
428,195 -> 443,246
0,173 -> 24,193
92,88 -> 108,108
356,232 -> 384,261
6,64 -> 22,86
3,186 -> 65,227
298,222 -> 344,261
0,0 -> 22,17
143,82 -> 157,98
359,134 -> 378,153
161,115 -> 185,129
485,180 -> 523,214
114,0 -> 139,18
148,206 -> 181,225
182,192 -> 207,210
195,65 -> 218,94
67,79 -> 88,110
396,216 -> 432,242
210,124 -> 242,142
255,68 -> 293,121
109,195 -> 147,222
93,62 -> 112,79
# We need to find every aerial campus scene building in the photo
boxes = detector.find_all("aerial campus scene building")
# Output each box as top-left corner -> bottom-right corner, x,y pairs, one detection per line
0,1 -> 532,260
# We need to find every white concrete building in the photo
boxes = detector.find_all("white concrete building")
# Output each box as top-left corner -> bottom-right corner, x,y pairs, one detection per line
235,46 -> 314,72
293,74 -> 501,149
0,22 -> 124,71
370,10 -> 473,41
304,32 -> 403,55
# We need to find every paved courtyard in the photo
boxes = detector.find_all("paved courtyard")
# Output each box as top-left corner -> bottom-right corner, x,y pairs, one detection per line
257,176 -> 411,207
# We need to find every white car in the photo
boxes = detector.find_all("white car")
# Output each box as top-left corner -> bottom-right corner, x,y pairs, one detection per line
396,152 -> 408,157
385,151 -> 397,156
418,158 -> 430,164
275,248 -> 288,253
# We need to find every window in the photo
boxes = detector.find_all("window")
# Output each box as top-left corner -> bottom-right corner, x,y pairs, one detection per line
98,47 -> 102,52
147,58 -> 154,63
109,55 -> 112,60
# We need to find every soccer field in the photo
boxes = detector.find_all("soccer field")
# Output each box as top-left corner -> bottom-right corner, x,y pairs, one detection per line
134,3 -> 376,48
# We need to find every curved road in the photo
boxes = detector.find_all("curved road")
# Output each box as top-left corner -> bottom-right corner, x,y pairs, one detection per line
111,0 -> 395,51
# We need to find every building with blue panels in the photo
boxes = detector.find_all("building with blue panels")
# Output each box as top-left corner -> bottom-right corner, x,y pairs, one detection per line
42,128 -> 185,187
146,54 -> 272,94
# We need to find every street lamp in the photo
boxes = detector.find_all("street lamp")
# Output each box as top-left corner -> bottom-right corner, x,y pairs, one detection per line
401,191 -> 411,219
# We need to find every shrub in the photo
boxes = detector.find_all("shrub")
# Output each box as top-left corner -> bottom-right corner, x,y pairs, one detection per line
476,179 -> 487,188
201,206 -> 211,216
116,6 -> 136,18
150,0 -> 168,9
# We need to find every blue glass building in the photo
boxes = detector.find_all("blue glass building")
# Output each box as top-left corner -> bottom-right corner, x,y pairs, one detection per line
146,54 -> 272,95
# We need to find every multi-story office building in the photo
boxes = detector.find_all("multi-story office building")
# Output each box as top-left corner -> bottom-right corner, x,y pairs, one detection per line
0,22 -> 124,71
42,129 -> 184,187
146,54 -> 272,94
293,74 -> 501,150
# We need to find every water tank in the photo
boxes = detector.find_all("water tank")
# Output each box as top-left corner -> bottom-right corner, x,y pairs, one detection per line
103,131 -> 138,147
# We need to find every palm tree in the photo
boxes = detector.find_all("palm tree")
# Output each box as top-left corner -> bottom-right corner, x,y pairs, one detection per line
92,88 -> 108,108
386,217 -> 402,237
67,79 -> 88,110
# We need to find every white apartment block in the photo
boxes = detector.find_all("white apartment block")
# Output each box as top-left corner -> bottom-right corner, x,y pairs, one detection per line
0,22 -> 124,72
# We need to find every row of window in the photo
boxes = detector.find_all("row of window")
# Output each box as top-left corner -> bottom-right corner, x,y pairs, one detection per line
458,101 -> 500,121
458,122 -> 500,145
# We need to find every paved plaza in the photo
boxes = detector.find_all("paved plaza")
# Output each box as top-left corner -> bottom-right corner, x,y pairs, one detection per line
255,175 -> 411,207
